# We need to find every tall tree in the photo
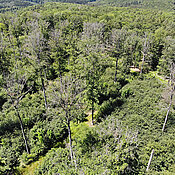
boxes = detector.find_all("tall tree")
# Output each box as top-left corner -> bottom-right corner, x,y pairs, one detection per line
124,32 -> 141,68
48,20 -> 79,78
4,70 -> 33,154
78,22 -> 105,125
158,36 -> 175,76
140,33 -> 152,75
47,74 -> 84,168
107,29 -> 127,82
162,63 -> 175,132
0,30 -> 9,75
24,20 -> 49,109
161,37 -> 175,132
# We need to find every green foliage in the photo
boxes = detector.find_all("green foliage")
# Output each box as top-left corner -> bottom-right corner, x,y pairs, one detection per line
0,133 -> 24,173
35,117 -> 140,174
71,122 -> 97,154
94,0 -> 175,11
96,97 -> 123,122
0,2 -> 175,174
35,148 -> 72,175
111,79 -> 175,172
0,0 -> 174,13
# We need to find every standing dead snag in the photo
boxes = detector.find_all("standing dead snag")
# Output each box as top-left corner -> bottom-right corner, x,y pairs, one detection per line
147,63 -> 175,172
24,20 -> 49,109
4,73 -> 33,154
48,74 -> 85,168
140,33 -> 152,75
146,149 -> 154,172
162,63 -> 175,132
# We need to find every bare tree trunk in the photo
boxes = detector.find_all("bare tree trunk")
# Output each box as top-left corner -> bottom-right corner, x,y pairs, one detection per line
67,117 -> 77,169
41,77 -> 47,109
15,107 -> 30,154
67,118 -> 73,161
91,62 -> 95,126
6,84 -> 33,155
146,149 -> 154,172
114,57 -> 119,82
91,100 -> 94,126
162,63 -> 175,132
162,87 -> 174,132
140,52 -> 145,75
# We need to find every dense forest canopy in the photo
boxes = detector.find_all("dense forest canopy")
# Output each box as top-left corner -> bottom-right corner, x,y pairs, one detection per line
0,0 -> 175,12
0,1 -> 175,175
94,0 -> 175,11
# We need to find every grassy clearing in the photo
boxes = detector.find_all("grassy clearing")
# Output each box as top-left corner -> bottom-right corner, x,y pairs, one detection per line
19,157 -> 44,175
85,110 -> 98,127
147,71 -> 168,85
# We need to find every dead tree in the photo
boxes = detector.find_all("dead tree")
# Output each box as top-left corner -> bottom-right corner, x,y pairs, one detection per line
4,73 -> 33,154
162,63 -> 175,132
146,63 -> 175,172
140,33 -> 152,75
24,20 -> 49,109
146,149 -> 154,172
108,29 -> 127,82
48,74 -> 85,168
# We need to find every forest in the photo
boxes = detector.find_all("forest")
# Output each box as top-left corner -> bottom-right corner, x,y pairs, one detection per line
0,0 -> 175,12
0,1 -> 175,174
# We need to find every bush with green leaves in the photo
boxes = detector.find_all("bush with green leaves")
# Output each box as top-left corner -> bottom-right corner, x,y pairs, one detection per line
35,117 -> 140,174
111,78 -> 175,172
35,148 -> 74,175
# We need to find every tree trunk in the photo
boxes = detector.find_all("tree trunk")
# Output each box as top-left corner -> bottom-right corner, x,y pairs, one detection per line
41,77 -> 47,109
162,86 -> 174,132
114,57 -> 119,82
91,62 -> 95,125
91,100 -> 94,126
67,117 -> 77,169
140,52 -> 145,75
67,118 -> 73,161
15,107 -> 30,154
146,149 -> 154,172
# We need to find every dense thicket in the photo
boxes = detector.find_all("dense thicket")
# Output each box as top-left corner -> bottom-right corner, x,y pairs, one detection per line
0,2 -> 175,174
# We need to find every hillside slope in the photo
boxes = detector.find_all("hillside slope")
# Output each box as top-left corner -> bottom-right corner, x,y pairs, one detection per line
0,0 -> 175,12
94,0 -> 175,11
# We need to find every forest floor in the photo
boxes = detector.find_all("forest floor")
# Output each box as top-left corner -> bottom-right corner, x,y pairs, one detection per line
20,157 -> 44,175
85,110 -> 97,127
148,71 -> 168,85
